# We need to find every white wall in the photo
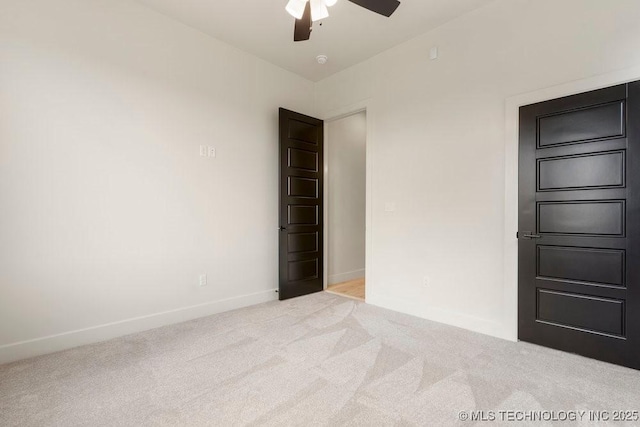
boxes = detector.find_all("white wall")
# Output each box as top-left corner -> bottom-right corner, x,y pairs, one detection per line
327,112 -> 366,285
0,0 -> 315,363
315,0 -> 640,339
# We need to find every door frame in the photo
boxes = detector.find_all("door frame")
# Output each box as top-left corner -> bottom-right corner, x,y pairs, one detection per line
504,65 -> 640,342
320,101 -> 374,301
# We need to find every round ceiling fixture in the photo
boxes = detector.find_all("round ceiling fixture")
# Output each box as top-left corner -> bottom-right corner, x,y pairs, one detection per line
316,55 -> 328,65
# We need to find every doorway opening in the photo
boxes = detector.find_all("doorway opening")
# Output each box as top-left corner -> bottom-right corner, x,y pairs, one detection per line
324,111 -> 367,301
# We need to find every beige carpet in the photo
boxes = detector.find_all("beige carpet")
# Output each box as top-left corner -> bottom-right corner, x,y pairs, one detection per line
1,292 -> 639,426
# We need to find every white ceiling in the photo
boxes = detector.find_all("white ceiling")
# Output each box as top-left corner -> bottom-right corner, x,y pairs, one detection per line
136,0 -> 494,81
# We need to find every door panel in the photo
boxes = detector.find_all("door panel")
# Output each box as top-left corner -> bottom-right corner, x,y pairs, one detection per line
288,259 -> 319,282
288,148 -> 318,171
537,201 -> 625,236
537,101 -> 625,147
288,232 -> 319,254
288,119 -> 320,144
519,82 -> 640,369
536,289 -> 624,337
537,246 -> 625,287
288,176 -> 319,198
537,151 -> 625,191
279,108 -> 324,300
288,205 -> 318,225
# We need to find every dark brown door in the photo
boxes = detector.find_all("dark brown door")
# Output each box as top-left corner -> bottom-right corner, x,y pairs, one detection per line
279,108 -> 324,300
519,82 -> 640,369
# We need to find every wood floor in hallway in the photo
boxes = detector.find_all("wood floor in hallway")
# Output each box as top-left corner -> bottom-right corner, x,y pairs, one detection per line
326,278 -> 365,301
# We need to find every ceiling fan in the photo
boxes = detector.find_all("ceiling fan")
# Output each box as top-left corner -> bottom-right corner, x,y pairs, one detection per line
285,0 -> 401,42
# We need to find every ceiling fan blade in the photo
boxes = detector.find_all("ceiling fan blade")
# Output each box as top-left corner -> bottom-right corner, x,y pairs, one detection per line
294,1 -> 312,42
347,0 -> 400,17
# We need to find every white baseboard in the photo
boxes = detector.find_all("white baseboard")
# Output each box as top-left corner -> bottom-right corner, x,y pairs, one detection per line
0,289 -> 278,365
329,269 -> 365,285
366,291 -> 512,342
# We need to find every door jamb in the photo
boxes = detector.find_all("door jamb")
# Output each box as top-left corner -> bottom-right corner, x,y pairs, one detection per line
503,65 -> 640,342
321,100 -> 373,302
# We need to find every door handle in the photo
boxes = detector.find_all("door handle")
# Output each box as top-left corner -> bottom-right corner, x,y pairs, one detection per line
279,226 -> 287,231
518,232 -> 542,239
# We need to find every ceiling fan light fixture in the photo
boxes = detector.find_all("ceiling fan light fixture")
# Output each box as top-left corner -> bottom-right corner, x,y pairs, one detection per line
290,0 -> 401,42
286,0 -> 308,20
310,0 -> 329,21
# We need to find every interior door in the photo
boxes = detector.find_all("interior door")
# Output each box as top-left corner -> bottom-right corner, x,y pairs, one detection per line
279,108 -> 324,300
519,82 -> 640,370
